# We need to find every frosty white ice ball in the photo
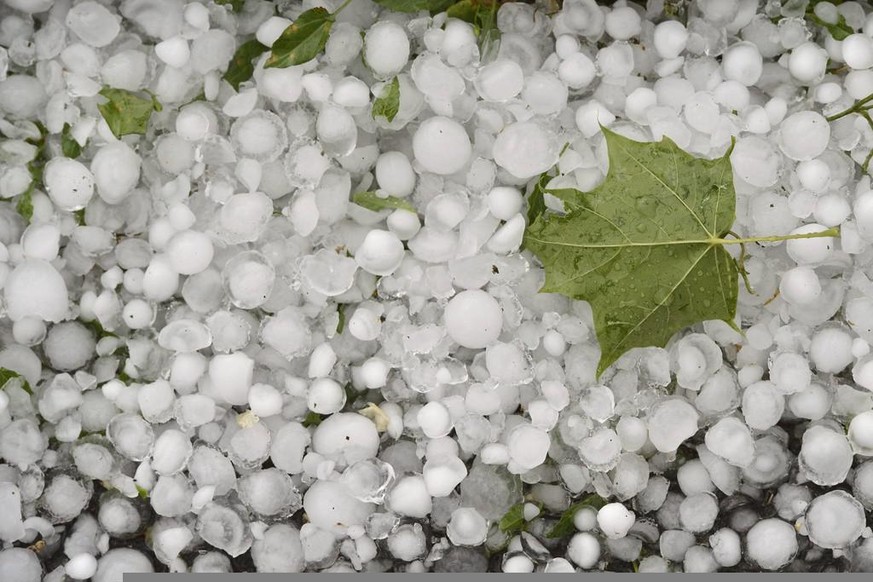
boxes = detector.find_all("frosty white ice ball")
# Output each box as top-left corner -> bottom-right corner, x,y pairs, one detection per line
413,116 -> 471,175
444,290 -> 503,349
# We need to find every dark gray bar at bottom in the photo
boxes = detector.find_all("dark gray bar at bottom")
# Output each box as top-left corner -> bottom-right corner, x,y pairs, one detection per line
127,575 -> 867,581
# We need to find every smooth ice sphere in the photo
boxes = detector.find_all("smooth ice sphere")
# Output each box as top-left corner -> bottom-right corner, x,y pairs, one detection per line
196,502 -> 253,557
493,122 -> 559,180
742,381 -> 784,430
238,469 -> 299,517
375,151 -> 416,198
4,259 -> 69,322
312,413 -> 379,468
704,417 -> 754,467
167,230 -> 214,275
0,76 -> 47,120
578,428 -> 622,471
90,142 -> 141,204
722,42 -> 763,86
316,104 -> 357,157
842,33 -> 873,69
474,59 -> 525,101
785,223 -> 834,264
423,456 -> 467,497
413,116 -> 472,175
340,458 -> 395,503
746,518 -> 797,570
646,399 -> 699,453
487,187 -> 523,221
447,507 -> 488,546
66,553 -> 99,580
305,480 -> 375,536
848,410 -> 873,454
522,71 -> 568,116
261,308 -> 311,358
218,192 -> 273,244
796,159 -> 830,193
299,249 -> 358,296
155,36 -> 190,68
805,490 -> 866,549
223,251 -> 274,308
672,333 -> 722,390
251,524 -> 304,573
387,475 -> 432,518
355,230 -> 404,276
567,532 -> 601,568
364,21 -> 410,78
597,503 -> 635,539
679,493 -> 718,533
158,319 -> 212,352
107,414 -> 154,461
307,378 -> 346,415
730,136 -> 781,187
41,473 -> 92,524
66,1 -> 120,48
654,20 -> 688,59
444,290 -> 503,349
230,111 -> 288,162
779,266 -> 821,305
417,401 -> 454,438
798,425 -> 853,486
152,429 -> 193,475
779,112 -> 830,161
44,158 -> 94,211
507,424 -> 550,471
209,352 -> 254,406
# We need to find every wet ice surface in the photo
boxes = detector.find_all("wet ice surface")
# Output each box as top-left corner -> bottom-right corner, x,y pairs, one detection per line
3,0 -> 873,578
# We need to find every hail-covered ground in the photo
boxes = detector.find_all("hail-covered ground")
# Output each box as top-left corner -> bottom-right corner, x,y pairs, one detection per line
2,0 -> 873,578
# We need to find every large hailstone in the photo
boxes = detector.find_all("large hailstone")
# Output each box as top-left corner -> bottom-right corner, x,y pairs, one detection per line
3,259 -> 69,322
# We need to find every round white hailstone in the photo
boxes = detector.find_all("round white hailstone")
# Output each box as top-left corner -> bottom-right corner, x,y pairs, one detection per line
854,191 -> 873,240
789,42 -> 829,83
855,354 -> 873,391
646,399 -> 699,453
22,223 -> 61,261
555,35 -> 581,58
722,42 -> 763,86
308,343 -> 337,379
332,76 -> 370,109
364,21 -> 410,78
809,327 -> 854,373
779,112 -> 830,161
574,507 -> 598,531
307,378 -> 346,415
0,75 -> 47,120
444,290 -> 503,349
387,209 -> 421,240
375,152 -> 416,198
423,456 -> 467,497
557,52 -> 597,89
248,384 -> 284,418
542,330 -> 567,357
616,416 -> 648,452
417,401 -> 454,439
355,230 -> 405,276
43,323 -> 94,372
730,135 -> 781,188
625,88 -> 658,125
175,107 -> 211,141
92,549 -> 155,582
704,417 -> 754,467
597,503 -> 635,539
4,259 -> 69,323
12,316 -> 46,346
798,425 -> 853,486
672,333 -> 722,391
522,71 -> 568,116
503,555 -> 535,573
90,142 -> 141,204
487,187 -> 523,221
742,381 -> 784,430
474,59 -> 525,101
255,16 -> 293,48
567,532 -> 601,569
804,490 -> 866,549
360,357 -> 390,388
387,475 -> 432,518
605,6 -> 642,40
796,159 -> 830,193
849,410 -> 873,455
66,1 -> 120,48
347,306 -> 381,342
413,116 -> 471,175
123,299 -> 154,329
43,158 -> 95,211
709,528 -> 742,567
679,493 -> 718,533
303,480 -> 374,536
779,266 -> 821,305
785,223 -> 834,264
447,507 -> 488,546
745,518 -> 797,570
677,460 -> 715,495
155,36 -> 190,68
167,230 -> 214,275
152,429 -> 193,476
842,33 -> 873,69
653,20 -> 689,59
312,413 -> 380,468
507,424 -> 551,470
788,383 -> 831,421
208,352 -> 254,406
493,122 -> 559,180
66,553 -> 98,580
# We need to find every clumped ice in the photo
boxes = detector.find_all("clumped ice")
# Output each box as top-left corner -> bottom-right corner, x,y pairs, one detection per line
2,0 -> 873,576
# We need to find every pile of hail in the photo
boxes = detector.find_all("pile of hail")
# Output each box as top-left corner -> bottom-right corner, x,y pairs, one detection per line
2,0 -> 873,578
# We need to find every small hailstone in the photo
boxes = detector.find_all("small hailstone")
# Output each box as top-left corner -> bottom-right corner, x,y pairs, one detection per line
745,518 -> 798,570
653,20 -> 689,59
493,122 -> 559,180
375,151 -> 416,198
412,116 -> 472,175
487,187 -> 523,221
789,42 -> 829,83
567,532 -> 601,569
417,401 -> 454,439
848,410 -> 873,455
444,289 -> 503,349
387,475 -> 432,518
155,37 -> 190,69
44,158 -> 95,211
65,553 -> 98,580
364,21 -> 410,79
355,230 -> 405,276
307,378 -> 346,415
842,33 -> 873,70
798,425 -> 853,486
597,503 -> 635,539
785,223 -> 834,264
796,159 -> 830,193
704,417 -> 754,468
256,17 -> 293,48
507,424 -> 551,471
779,266 -> 821,305
779,112 -> 830,162
722,42 -> 763,86
474,59 -> 525,102
804,490 -> 866,549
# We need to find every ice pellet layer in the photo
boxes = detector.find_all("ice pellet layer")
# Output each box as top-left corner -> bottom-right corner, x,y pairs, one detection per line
1,0 -> 873,578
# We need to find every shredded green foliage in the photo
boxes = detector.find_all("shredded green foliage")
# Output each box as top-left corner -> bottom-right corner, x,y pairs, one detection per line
545,493 -> 607,539
266,7 -> 334,68
372,77 -> 401,123
224,39 -> 268,90
498,501 -> 542,535
61,123 -> 82,158
352,191 -> 416,213
97,88 -> 162,139
0,367 -> 32,395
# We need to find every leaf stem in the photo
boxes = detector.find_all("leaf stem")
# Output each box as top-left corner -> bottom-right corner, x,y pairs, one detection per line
333,0 -> 354,15
717,227 -> 839,246
826,92 -> 873,122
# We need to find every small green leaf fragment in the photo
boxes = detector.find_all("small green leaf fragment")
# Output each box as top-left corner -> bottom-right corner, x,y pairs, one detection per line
353,191 -> 416,213
545,494 -> 607,539
266,8 -> 333,68
136,485 -> 150,499
446,0 -> 500,51
61,123 -> 82,158
499,501 -> 541,535
16,185 -> 34,222
372,76 -> 401,123
73,208 -> 86,226
373,0 -> 456,13
336,303 -> 347,334
224,39 -> 268,91
97,88 -> 161,138
0,367 -> 32,395
302,411 -> 324,427
526,173 -> 549,225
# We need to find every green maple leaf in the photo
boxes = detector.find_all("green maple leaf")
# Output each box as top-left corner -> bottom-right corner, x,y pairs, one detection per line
524,127 -> 837,377
265,7 -> 333,68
